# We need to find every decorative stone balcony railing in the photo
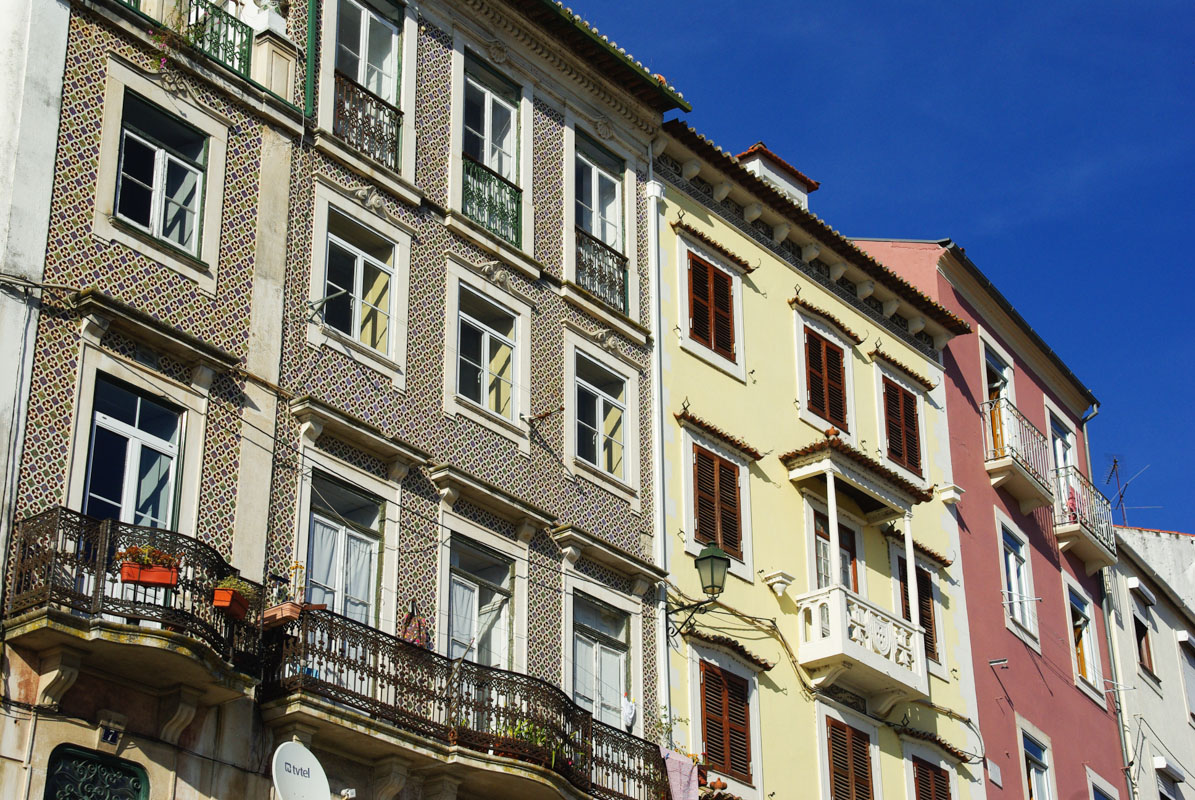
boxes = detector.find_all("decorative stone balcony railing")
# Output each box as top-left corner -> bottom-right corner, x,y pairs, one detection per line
980,397 -> 1054,512
1052,465 -> 1117,573
262,608 -> 670,800
3,507 -> 263,672
794,585 -> 927,712
462,154 -> 522,248
575,227 -> 629,314
333,70 -> 402,173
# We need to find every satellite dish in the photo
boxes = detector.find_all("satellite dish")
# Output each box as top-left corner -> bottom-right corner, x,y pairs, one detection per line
272,741 -> 330,800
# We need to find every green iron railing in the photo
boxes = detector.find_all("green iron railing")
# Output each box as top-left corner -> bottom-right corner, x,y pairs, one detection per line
187,0 -> 252,79
462,154 -> 522,248
575,226 -> 628,313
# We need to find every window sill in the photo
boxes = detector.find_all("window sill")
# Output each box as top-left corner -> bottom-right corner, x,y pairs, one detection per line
882,450 -> 930,491
1076,674 -> 1107,706
797,407 -> 855,445
678,335 -> 746,384
445,212 -> 541,282
1005,616 -> 1042,654
93,214 -> 216,295
1139,665 -> 1163,697
927,656 -> 948,682
572,457 -> 641,513
444,395 -> 530,455
307,323 -> 405,390
561,281 -> 648,347
313,130 -> 422,209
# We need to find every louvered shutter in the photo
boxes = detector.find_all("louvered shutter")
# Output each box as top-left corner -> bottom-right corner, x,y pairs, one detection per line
694,446 -> 718,545
902,386 -> 921,473
717,458 -> 742,558
701,661 -> 728,774
825,341 -> 848,430
917,566 -> 938,661
883,379 -> 905,464
806,328 -> 827,417
827,719 -> 873,800
689,256 -> 712,348
898,557 -> 911,621
725,671 -> 751,781
711,268 -> 735,360
913,758 -> 951,800
848,722 -> 872,800
932,763 -> 950,800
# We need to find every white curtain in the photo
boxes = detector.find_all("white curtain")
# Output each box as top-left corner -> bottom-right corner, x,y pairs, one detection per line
477,590 -> 508,668
343,533 -> 373,624
307,515 -> 340,609
573,634 -> 595,714
449,575 -> 478,660
597,644 -> 624,728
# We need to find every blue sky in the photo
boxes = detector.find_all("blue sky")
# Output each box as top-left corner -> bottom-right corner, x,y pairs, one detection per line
570,0 -> 1193,531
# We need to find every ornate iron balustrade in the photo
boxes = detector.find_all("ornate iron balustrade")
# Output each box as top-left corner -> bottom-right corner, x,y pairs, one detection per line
575,227 -> 629,313
262,608 -> 671,800
4,506 -> 262,669
980,397 -> 1052,489
186,0 -> 252,79
333,71 -> 402,172
1052,465 -> 1116,556
462,154 -> 522,247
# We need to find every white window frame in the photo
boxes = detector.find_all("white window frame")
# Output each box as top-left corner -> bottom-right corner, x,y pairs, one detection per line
996,509 -> 1040,650
93,57 -> 228,295
563,327 -> 641,509
442,254 -> 532,453
434,507 -> 529,673
308,178 -> 412,389
305,473 -> 382,625
463,71 -> 519,183
681,426 -> 754,583
1086,766 -> 1121,800
901,736 -> 960,800
115,126 -> 205,257
794,307 -> 858,445
676,235 -> 748,382
803,494 -> 865,599
1015,717 -> 1058,800
873,362 -> 929,488
446,537 -> 514,667
561,567 -> 642,736
334,0 -> 400,104
1062,572 -> 1104,703
457,288 -> 516,420
293,441 -> 402,634
815,699 -> 884,800
888,542 -> 947,680
688,640 -> 765,800
978,326 -> 1017,406
65,343 -> 209,541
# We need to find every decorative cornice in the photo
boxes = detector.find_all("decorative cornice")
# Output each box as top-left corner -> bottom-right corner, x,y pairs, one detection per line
684,629 -> 774,672
674,410 -> 764,461
779,436 -> 933,504
869,347 -> 936,392
672,221 -> 755,273
789,297 -> 863,345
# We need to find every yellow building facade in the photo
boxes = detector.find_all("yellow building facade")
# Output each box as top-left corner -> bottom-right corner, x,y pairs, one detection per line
647,122 -> 988,800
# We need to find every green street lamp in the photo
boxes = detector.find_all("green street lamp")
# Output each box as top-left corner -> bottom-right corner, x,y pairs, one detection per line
667,545 -> 731,635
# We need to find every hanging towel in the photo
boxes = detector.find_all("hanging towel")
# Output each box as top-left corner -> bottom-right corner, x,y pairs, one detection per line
659,746 -> 699,800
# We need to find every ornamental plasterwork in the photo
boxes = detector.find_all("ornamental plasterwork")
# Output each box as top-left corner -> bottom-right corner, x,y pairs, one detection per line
479,260 -> 512,292
591,328 -> 620,356
155,68 -> 191,98
458,0 -> 658,134
352,185 -> 387,215
486,39 -> 508,64
591,114 -> 614,140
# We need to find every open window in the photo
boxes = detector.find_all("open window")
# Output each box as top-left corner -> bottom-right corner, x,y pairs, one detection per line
457,287 -> 517,421
572,594 -> 629,728
447,539 -> 513,668
1000,521 -> 1038,640
574,134 -> 627,312
461,56 -> 521,246
306,472 -> 382,625
322,210 -> 395,356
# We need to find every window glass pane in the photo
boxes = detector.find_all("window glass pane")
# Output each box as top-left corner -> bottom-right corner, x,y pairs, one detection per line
598,644 -> 624,726
85,426 -> 128,520
133,446 -> 173,528
336,0 -> 363,77
487,338 -> 513,418
365,15 -> 395,101
136,395 -> 179,444
597,173 -> 619,246
815,537 -> 831,589
575,596 -> 627,641
458,321 -> 484,404
603,401 -> 623,477
574,633 -> 595,712
576,385 -> 598,465
460,289 -> 514,338
324,241 -> 356,335
577,355 -> 623,401
117,134 -> 155,229
489,99 -> 514,179
576,158 -> 594,233
123,93 -> 205,164
311,474 -> 381,530
451,541 -> 512,590
449,575 -> 477,659
307,516 -> 340,606
1183,645 -> 1195,717
476,585 -> 508,667
359,261 -> 390,353
94,377 -> 138,427
463,82 -> 485,162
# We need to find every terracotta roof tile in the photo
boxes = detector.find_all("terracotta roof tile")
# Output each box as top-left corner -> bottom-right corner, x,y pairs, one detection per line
672,221 -> 756,272
675,410 -> 764,461
897,727 -> 970,762
790,297 -> 863,344
685,629 -> 774,671
736,141 -> 820,193
663,120 -> 970,336
870,348 -> 936,392
882,528 -> 954,567
778,436 -> 934,503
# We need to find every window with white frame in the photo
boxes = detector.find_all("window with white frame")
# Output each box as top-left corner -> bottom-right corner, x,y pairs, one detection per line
1023,734 -> 1052,800
335,0 -> 399,104
83,374 -> 181,528
448,539 -> 513,668
115,92 -> 206,256
572,594 -> 629,728
575,354 -> 626,480
814,510 -> 857,592
457,287 -> 516,420
1067,587 -> 1097,686
1002,525 -> 1036,634
322,209 -> 395,355
462,56 -> 520,245
575,136 -> 622,250
306,472 -> 381,624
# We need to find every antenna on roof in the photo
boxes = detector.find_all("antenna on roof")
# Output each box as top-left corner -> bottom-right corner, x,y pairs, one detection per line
1106,458 -> 1151,527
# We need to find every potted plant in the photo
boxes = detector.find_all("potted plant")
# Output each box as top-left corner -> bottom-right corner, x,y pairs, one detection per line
263,563 -> 326,628
116,546 -> 182,587
495,720 -> 553,766
212,576 -> 259,621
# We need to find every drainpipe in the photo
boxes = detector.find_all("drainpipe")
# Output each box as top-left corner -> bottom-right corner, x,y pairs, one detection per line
1102,575 -> 1136,800
304,0 -> 316,118
646,142 -> 671,745
1081,402 -> 1100,478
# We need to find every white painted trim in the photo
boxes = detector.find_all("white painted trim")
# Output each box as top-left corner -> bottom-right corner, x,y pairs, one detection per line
1062,570 -> 1106,704
815,700 -> 885,800
995,507 -> 1041,650
888,540 -> 947,680
1087,765 -> 1122,800
1015,715 -> 1059,800
675,233 -> 748,383
1127,577 -> 1157,607
977,324 -> 1017,405
680,425 -> 754,584
687,640 -> 765,800
901,736 -> 961,800
434,506 -> 529,674
803,494 -> 866,599
871,360 -> 930,489
794,308 -> 858,445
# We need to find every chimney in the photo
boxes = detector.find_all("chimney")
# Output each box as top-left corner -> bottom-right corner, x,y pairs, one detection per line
736,142 -> 819,210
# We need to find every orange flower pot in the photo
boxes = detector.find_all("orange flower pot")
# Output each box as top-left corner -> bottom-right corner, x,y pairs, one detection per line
120,562 -> 179,587
213,588 -> 250,621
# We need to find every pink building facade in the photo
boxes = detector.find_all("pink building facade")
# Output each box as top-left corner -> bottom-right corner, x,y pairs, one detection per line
855,239 -> 1126,800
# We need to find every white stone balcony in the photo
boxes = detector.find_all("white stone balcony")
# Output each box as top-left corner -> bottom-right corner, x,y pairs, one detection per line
794,585 -> 929,713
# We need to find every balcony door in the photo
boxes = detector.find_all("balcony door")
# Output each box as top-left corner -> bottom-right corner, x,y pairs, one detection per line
984,351 -> 1010,457
814,511 -> 858,593
335,0 -> 398,104
1050,416 -> 1076,519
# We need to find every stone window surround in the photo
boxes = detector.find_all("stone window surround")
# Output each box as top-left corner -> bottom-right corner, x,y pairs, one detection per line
676,233 -> 747,384
562,325 -> 641,511
681,425 -> 754,584
1086,766 -> 1121,800
888,541 -> 948,681
996,507 -> 1042,653
687,639 -> 766,800
1015,715 -> 1059,800
307,176 -> 413,390
872,360 -> 931,490
802,493 -> 866,600
1062,570 -> 1106,705
978,324 -> 1018,406
434,506 -> 530,674
441,253 -> 533,454
815,699 -> 882,800
93,55 -> 228,297
291,436 -> 403,636
900,735 -> 960,800
794,305 -> 858,445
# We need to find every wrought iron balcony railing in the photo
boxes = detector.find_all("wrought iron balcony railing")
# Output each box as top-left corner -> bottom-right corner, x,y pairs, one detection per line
186,0 -> 252,80
462,154 -> 522,248
980,397 -> 1052,490
333,71 -> 402,172
1053,465 -> 1116,557
262,608 -> 670,800
575,227 -> 629,314
4,507 -> 262,669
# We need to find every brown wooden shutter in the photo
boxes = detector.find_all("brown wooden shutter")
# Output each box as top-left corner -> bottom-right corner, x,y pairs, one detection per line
902,386 -> 921,474
725,670 -> 751,781
694,446 -> 718,545
700,661 -> 727,774
913,758 -> 951,800
711,268 -> 735,360
825,340 -> 848,430
717,458 -> 742,558
917,566 -> 938,662
689,255 -> 712,347
898,556 -> 911,621
827,719 -> 873,800
883,379 -> 905,464
806,328 -> 827,418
